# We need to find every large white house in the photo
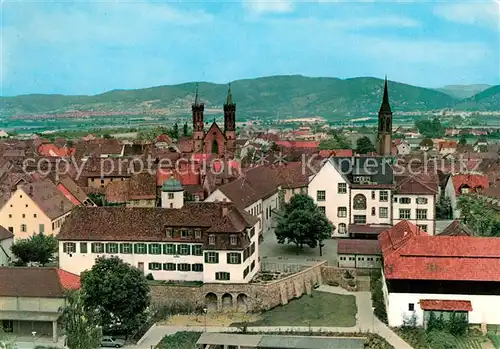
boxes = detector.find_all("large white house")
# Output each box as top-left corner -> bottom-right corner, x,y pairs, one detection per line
379,220 -> 500,327
308,157 -> 393,238
57,181 -> 260,284
393,175 -> 438,235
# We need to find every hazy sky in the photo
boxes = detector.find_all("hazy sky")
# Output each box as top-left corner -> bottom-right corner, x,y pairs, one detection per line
1,0 -> 499,96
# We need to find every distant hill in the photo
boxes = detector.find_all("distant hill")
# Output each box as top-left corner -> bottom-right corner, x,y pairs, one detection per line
1,75 -> 498,119
436,84 -> 491,99
455,85 -> 500,111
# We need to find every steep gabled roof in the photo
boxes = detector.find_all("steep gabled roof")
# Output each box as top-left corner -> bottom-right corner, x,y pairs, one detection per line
394,175 -> 439,195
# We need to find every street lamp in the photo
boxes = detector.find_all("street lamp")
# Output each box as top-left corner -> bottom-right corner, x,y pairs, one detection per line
203,307 -> 208,332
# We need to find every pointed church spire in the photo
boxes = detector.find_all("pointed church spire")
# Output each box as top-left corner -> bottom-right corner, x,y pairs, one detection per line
226,83 -> 233,105
194,83 -> 199,106
379,76 -> 392,114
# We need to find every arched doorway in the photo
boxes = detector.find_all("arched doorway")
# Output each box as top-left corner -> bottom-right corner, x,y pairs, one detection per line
236,294 -> 248,312
205,293 -> 217,312
221,293 -> 233,312
211,140 -> 219,154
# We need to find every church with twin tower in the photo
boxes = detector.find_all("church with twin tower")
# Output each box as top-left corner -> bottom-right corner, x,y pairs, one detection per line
377,77 -> 393,156
191,84 -> 236,156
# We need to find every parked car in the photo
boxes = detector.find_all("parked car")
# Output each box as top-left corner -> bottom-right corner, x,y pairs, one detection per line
100,336 -> 126,348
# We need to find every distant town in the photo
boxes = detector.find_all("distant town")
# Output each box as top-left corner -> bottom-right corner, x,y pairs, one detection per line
2,79 -> 500,349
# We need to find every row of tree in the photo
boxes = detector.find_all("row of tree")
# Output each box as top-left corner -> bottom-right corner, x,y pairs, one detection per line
319,134 -> 376,155
457,194 -> 500,236
137,123 -> 189,142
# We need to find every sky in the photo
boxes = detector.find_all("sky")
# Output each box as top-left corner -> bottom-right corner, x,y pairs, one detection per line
1,0 -> 499,96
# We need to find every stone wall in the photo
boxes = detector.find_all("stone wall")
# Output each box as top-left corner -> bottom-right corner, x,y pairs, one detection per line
150,261 -> 326,313
321,266 -> 358,291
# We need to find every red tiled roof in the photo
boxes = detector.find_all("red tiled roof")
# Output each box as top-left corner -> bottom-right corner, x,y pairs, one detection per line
438,141 -> 457,150
348,224 -> 392,235
157,167 -> 200,186
276,140 -> 319,149
337,239 -> 381,255
156,134 -> 173,143
56,268 -> 81,290
420,300 -> 472,312
451,174 -> 489,195
394,175 -> 439,195
318,149 -> 353,158
38,144 -> 76,157
380,221 -> 500,282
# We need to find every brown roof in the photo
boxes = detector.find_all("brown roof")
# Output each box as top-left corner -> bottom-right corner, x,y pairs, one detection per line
437,220 -> 473,236
0,267 -> 80,298
177,137 -> 193,153
337,239 -> 381,255
83,139 -> 123,156
0,225 -> 13,241
271,162 -> 310,189
105,173 -> 157,203
57,202 -> 258,242
81,157 -> 131,178
105,180 -> 130,203
58,176 -> 91,204
216,166 -> 279,209
20,179 -> 76,220
394,175 -> 439,195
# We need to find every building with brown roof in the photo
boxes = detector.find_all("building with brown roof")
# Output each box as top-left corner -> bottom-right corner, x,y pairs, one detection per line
337,239 -> 381,269
58,187 -> 260,284
0,267 -> 80,342
205,165 -> 280,239
105,172 -> 157,207
379,220 -> 500,328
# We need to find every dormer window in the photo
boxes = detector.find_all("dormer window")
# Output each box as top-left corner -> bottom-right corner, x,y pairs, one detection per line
195,229 -> 202,239
353,176 -> 371,184
230,235 -> 237,245
166,228 -> 172,238
209,235 -> 216,245
181,230 -> 188,239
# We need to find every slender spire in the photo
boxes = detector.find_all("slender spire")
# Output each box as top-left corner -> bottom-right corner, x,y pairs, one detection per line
379,76 -> 392,114
194,83 -> 199,105
226,83 -> 233,105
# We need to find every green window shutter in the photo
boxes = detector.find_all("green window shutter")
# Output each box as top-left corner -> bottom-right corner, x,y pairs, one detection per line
133,244 -> 138,254
163,244 -> 167,254
192,245 -> 196,255
226,253 -> 230,264
91,243 -> 95,253
176,245 -> 181,255
215,253 -> 219,263
204,253 -> 209,263
148,244 -> 153,254
105,244 -> 110,253
119,244 -> 124,254
237,254 -> 241,264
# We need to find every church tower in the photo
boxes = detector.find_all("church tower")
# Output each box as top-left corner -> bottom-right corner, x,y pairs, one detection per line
192,84 -> 205,152
223,84 -> 236,153
377,77 -> 393,156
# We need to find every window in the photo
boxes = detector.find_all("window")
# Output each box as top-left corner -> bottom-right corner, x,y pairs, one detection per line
177,263 -> 191,272
22,214 -> 25,218
134,243 -> 147,254
353,194 -> 367,210
215,272 -> 230,281
192,263 -> 204,272
371,207 -> 376,216
250,242 -> 255,255
163,263 -> 176,271
249,227 -> 255,238
120,243 -> 132,254
408,303 -> 415,312
149,243 -> 162,255
227,252 -> 241,264
178,244 -> 190,255
353,215 -> 366,224
230,235 -> 237,245
379,207 -> 388,218
91,243 -> 104,253
166,228 -> 172,238
243,267 -> 249,279
80,242 -> 88,254
8,214 -> 11,218
416,197 -> 428,205
380,191 -> 388,202
192,245 -> 203,256
338,183 -> 347,194
163,244 -> 175,254
180,230 -> 188,239
316,190 -> 326,201
337,207 -> 347,218
195,229 -> 202,239
209,235 -> 216,245
251,260 -> 255,270
34,214 -> 37,218
399,209 -> 411,219
39,224 -> 44,234
338,223 -> 347,234
170,203 -> 173,208
63,242 -> 76,253
205,252 -> 219,263
371,191 -> 375,200
318,206 -> 326,214
168,193 -> 174,199
399,197 -> 411,204
149,262 -> 162,271
394,197 -> 398,203
417,224 -> 428,232
416,209 -> 428,220
105,243 -> 119,254
20,224 -> 26,232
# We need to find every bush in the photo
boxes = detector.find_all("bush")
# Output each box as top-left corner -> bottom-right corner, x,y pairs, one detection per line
426,330 -> 457,349
343,270 -> 354,280
370,274 -> 387,324
145,273 -> 154,280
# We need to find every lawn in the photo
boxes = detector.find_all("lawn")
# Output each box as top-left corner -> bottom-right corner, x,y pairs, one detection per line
239,291 -> 357,327
488,334 -> 500,349
395,327 -> 490,349
156,331 -> 201,349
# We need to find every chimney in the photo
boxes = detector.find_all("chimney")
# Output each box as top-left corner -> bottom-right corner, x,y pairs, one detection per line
60,200 -> 64,212
222,198 -> 228,216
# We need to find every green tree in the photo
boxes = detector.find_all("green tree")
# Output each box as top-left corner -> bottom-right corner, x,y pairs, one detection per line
60,291 -> 102,349
102,134 -> 112,139
356,136 -> 376,154
275,194 -> 333,251
458,134 -> 467,146
415,117 -> 445,138
81,257 -> 150,335
318,138 -> 339,150
489,221 -> 500,237
183,122 -> 188,137
457,195 -> 497,236
10,233 -> 57,266
435,196 -> 453,220
172,123 -> 179,139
